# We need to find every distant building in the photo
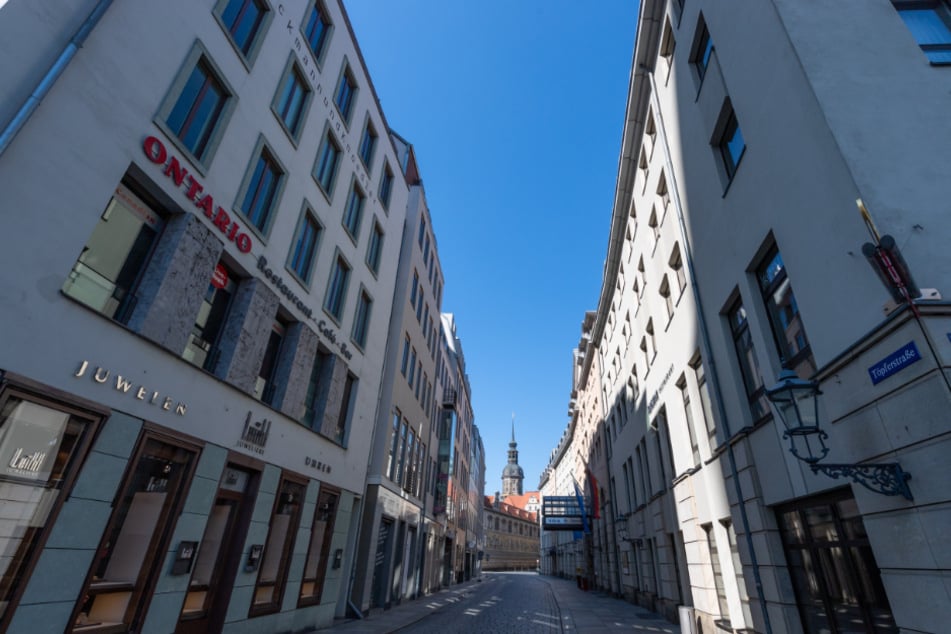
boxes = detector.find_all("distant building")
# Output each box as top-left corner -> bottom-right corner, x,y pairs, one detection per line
483,496 -> 539,572
501,419 -> 524,496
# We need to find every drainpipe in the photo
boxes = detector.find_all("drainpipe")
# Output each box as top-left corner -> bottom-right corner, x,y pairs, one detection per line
643,69 -> 774,634
0,0 -> 113,158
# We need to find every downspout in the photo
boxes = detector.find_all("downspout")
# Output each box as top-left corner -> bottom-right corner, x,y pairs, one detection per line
0,0 -> 113,158
643,69 -> 773,634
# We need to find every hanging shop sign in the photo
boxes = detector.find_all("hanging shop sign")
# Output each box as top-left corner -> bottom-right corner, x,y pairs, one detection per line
211,264 -> 229,289
867,341 -> 920,385
142,135 -> 254,254
73,360 -> 187,416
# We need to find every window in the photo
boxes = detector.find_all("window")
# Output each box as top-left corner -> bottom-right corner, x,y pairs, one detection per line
646,319 -> 656,363
359,119 -> 377,170
379,163 -> 394,210
756,245 -> 816,378
240,144 -> 284,234
691,354 -> 717,442
273,59 -> 311,140
342,182 -> 365,241
408,347 -> 417,387
649,207 -> 660,252
298,487 -> 339,606
72,436 -> 197,631
777,492 -> 897,633
366,220 -> 384,275
400,334 -> 410,377
692,17 -> 714,80
677,374 -> 701,466
254,319 -> 285,404
894,1 -> 951,63
303,349 -> 332,429
660,18 -> 676,75
164,53 -> 231,164
351,288 -> 373,349
660,275 -> 674,321
416,288 -> 424,322
704,523 -> 730,623
418,217 -> 426,248
386,410 -> 401,479
410,271 -> 419,308
395,419 -> 408,484
288,208 -> 322,283
250,476 -> 305,616
183,261 -> 237,370
334,63 -> 357,125
716,102 -> 746,180
728,300 -> 771,424
334,372 -> 357,445
313,129 -> 341,198
670,244 -> 687,296
63,184 -> 164,323
323,253 -> 350,321
303,0 -> 332,63
216,0 -> 268,61
0,389 -> 99,631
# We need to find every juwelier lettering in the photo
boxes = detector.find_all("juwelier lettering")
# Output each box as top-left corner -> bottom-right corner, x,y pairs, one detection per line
74,360 -> 187,416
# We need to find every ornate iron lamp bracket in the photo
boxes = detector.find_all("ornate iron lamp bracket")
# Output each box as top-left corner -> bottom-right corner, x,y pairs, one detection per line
811,462 -> 913,500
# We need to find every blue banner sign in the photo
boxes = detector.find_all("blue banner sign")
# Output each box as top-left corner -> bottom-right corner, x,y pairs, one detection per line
868,341 -> 920,385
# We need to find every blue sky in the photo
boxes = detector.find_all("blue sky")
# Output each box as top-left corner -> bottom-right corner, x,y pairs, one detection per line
345,1 -> 638,494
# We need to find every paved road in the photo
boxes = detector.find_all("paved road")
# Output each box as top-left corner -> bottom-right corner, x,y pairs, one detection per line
396,572 -> 561,633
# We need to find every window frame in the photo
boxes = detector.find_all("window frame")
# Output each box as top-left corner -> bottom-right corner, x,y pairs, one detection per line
358,115 -> 378,173
313,125 -> 342,202
341,178 -> 366,243
155,42 -> 236,174
379,162 -> 394,212
301,0 -> 334,67
297,485 -> 340,607
234,136 -> 287,239
333,60 -> 358,128
894,0 -> 951,64
365,218 -> 384,276
285,202 -> 323,287
322,250 -> 352,324
350,285 -> 373,350
271,54 -> 313,144
213,0 -> 272,69
691,16 -> 714,82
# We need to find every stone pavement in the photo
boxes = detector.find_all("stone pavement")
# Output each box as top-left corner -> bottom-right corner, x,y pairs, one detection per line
323,573 -> 680,633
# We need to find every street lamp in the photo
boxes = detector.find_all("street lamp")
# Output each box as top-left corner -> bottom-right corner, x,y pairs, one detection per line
765,368 -> 913,500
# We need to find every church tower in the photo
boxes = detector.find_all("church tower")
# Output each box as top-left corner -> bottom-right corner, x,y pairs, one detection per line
501,416 -> 524,497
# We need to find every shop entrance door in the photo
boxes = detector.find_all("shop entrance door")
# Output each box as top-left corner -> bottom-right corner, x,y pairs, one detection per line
177,465 -> 257,634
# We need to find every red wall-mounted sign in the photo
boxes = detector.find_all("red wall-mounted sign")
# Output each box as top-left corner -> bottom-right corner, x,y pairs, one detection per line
142,136 -> 254,254
211,264 -> 228,289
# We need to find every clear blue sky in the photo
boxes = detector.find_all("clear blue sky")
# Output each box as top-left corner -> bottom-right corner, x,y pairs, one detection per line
345,1 -> 638,494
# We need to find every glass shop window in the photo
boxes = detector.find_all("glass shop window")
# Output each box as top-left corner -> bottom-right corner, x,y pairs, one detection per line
71,437 -> 197,632
298,487 -> 339,606
253,319 -> 286,405
0,391 -> 98,630
250,477 -> 305,616
182,262 -> 238,372
63,184 -> 164,323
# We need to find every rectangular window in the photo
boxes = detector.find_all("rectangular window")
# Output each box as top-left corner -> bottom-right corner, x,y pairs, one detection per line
728,301 -> 771,424
386,409 -> 401,480
691,355 -> 717,442
704,524 -> 730,621
400,334 -> 410,376
298,487 -> 339,606
351,288 -> 373,349
333,373 -> 356,445
166,58 -> 229,162
334,64 -> 357,125
895,0 -> 951,63
183,261 -> 237,370
416,288 -> 424,322
359,120 -> 377,170
63,184 -> 164,323
692,18 -> 714,80
250,477 -> 305,615
678,375 -> 701,466
288,210 -> 322,283
757,245 -> 816,378
254,319 -> 285,404
323,253 -> 351,321
408,347 -> 417,387
366,220 -> 384,275
395,419 -> 408,484
303,349 -> 332,428
218,0 -> 268,58
777,492 -> 897,633
670,244 -> 687,295
410,271 -> 419,308
241,146 -> 284,233
274,61 -> 310,139
717,102 -> 746,180
0,390 -> 99,630
72,436 -> 197,631
342,182 -> 365,240
313,130 -> 341,197
379,163 -> 394,210
303,0 -> 332,62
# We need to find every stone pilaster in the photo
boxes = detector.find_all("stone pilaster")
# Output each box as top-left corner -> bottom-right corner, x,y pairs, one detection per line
212,278 -> 279,395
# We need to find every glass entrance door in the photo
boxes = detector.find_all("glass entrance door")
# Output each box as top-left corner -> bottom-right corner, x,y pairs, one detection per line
177,465 -> 257,634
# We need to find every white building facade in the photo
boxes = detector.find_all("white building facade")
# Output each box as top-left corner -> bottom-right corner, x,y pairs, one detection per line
0,1 -> 409,632
545,1 -> 951,633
